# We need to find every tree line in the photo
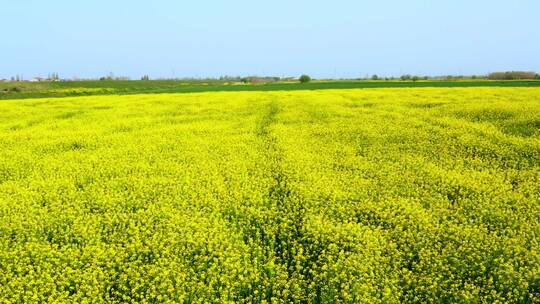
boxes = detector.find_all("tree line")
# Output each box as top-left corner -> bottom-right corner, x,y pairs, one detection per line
3,71 -> 539,83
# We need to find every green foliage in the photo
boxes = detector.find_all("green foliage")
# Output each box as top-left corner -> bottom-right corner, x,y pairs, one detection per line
0,87 -> 539,302
2,86 -> 20,93
299,75 -> 311,83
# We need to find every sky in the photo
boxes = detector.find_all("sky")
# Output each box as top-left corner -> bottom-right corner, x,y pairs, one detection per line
1,0 -> 539,79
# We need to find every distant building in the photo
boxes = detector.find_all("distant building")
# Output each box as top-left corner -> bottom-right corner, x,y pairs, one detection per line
30,77 -> 45,82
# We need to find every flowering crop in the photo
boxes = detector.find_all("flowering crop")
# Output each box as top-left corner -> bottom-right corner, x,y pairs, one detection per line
0,87 -> 539,303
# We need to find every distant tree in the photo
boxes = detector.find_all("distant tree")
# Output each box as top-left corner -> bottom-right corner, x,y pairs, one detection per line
299,74 -> 311,83
371,74 -> 379,80
535,73 -> 540,79
423,76 -> 429,80
488,71 -> 537,80
141,75 -> 150,81
47,73 -> 59,81
400,74 -> 411,81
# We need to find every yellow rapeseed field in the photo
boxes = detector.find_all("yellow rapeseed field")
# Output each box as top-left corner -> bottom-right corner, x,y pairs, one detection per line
0,88 -> 539,303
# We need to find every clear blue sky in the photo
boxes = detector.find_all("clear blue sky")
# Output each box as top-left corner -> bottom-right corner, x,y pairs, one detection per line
2,0 -> 539,79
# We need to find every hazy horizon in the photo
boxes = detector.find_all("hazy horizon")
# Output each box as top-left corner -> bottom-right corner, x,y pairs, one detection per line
3,0 -> 540,80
